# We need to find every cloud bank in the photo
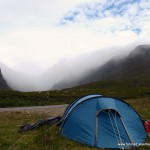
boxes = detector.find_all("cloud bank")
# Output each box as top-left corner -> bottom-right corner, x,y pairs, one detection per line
1,42 -> 149,91
0,0 -> 150,91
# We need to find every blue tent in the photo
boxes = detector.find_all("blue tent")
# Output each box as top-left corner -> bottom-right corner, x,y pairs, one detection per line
60,94 -> 146,149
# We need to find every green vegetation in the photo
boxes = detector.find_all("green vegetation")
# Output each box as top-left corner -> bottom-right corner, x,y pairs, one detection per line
0,98 -> 150,150
0,79 -> 150,107
0,90 -> 77,107
0,109 -> 100,150
0,79 -> 150,149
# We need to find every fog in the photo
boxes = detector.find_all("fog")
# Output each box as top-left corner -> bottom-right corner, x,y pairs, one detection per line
0,0 -> 150,91
0,42 -> 146,92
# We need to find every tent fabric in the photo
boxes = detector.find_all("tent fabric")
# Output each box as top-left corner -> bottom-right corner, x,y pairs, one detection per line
60,94 -> 146,149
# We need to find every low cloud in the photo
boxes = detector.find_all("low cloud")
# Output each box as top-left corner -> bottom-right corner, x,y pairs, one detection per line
0,0 -> 150,91
1,41 -> 149,92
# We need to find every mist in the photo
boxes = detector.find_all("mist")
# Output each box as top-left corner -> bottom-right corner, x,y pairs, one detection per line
0,42 -> 146,92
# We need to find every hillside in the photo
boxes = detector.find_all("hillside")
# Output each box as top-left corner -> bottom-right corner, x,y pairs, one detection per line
0,45 -> 150,107
0,69 -> 10,90
53,45 -> 150,89
83,45 -> 150,81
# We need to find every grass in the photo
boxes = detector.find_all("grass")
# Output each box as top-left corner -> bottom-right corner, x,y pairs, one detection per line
0,108 -> 100,150
0,90 -> 78,107
0,79 -> 150,107
0,97 -> 150,150
0,79 -> 150,149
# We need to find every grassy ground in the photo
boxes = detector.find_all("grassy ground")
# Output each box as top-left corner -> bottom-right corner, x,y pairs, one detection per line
0,108 -> 100,150
0,90 -> 76,107
0,79 -> 150,108
0,98 -> 150,150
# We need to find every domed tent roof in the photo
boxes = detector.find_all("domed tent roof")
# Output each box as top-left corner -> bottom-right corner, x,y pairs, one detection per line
60,94 -> 146,149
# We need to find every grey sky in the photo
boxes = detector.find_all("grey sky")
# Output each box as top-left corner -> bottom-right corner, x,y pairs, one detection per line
0,0 -> 150,91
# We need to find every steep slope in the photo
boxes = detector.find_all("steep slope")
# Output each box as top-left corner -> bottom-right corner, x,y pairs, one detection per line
0,69 -> 10,90
81,45 -> 150,82
53,45 -> 150,89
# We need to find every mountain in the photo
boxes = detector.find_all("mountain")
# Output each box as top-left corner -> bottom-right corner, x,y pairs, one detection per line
53,45 -> 150,89
80,45 -> 150,82
0,69 -> 10,90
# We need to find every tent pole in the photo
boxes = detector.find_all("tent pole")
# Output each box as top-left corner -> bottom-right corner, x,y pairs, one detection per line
95,111 -> 99,146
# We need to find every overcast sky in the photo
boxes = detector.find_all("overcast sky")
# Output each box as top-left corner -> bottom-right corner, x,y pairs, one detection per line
0,0 -> 150,73
0,0 -> 150,91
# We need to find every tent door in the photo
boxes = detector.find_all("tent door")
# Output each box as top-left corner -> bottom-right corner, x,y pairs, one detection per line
95,109 -> 132,149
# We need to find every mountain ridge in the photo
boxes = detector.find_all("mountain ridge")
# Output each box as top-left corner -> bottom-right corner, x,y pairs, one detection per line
52,45 -> 150,90
0,69 -> 10,90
